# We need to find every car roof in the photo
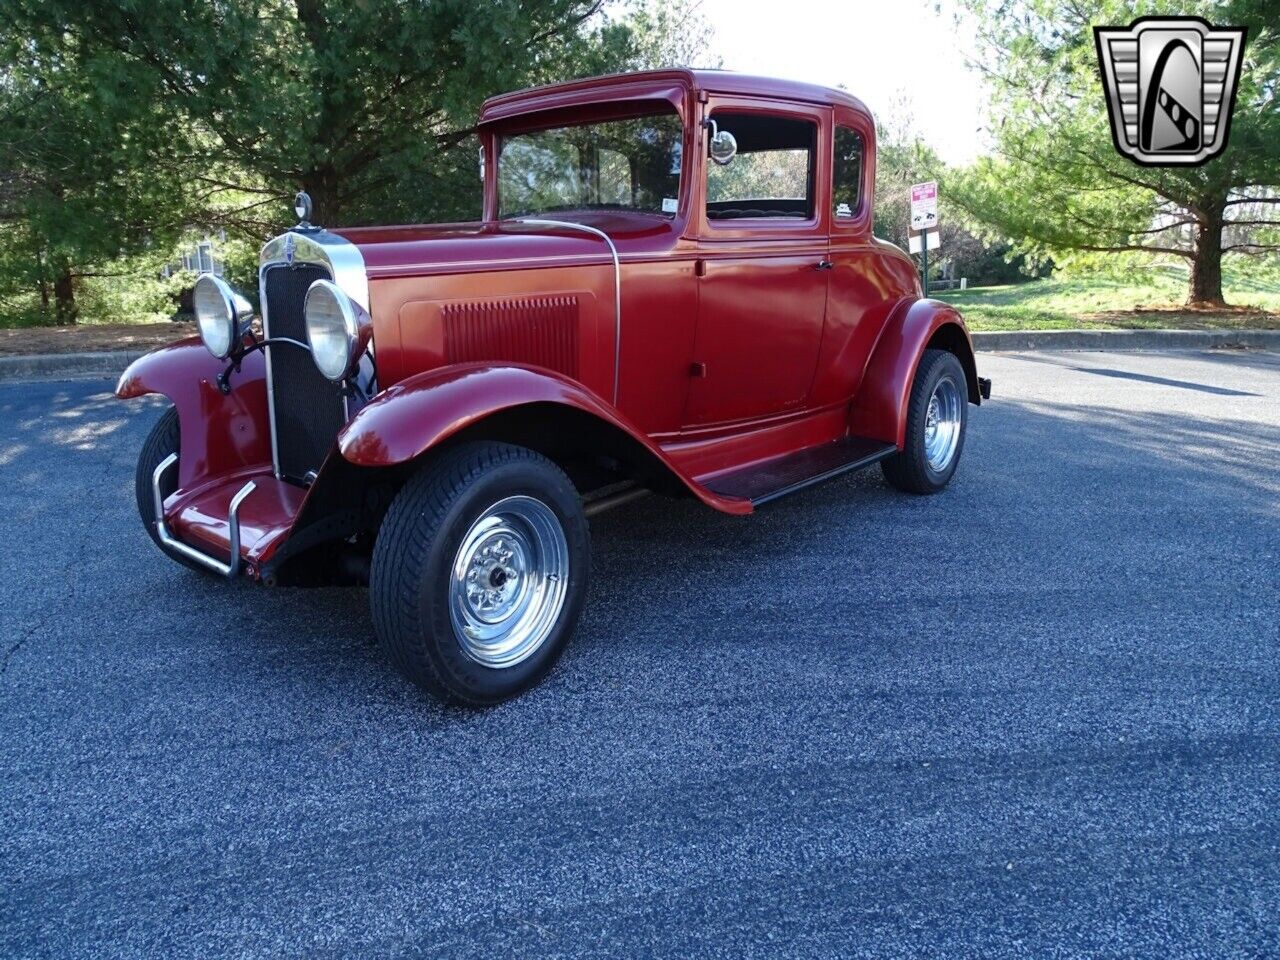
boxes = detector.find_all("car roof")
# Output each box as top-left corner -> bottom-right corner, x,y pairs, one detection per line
478,68 -> 872,126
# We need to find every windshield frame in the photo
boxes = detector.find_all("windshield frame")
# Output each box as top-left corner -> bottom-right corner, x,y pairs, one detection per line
491,102 -> 689,223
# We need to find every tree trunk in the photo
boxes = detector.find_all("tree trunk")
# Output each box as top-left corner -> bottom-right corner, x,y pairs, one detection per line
52,266 -> 77,325
301,170 -> 340,226
1188,204 -> 1226,308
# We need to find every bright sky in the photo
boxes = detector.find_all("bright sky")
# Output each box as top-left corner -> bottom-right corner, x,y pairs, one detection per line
693,0 -> 987,165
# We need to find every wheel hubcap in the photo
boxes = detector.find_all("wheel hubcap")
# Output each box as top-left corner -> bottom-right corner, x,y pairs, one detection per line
450,496 -> 569,668
923,376 -> 962,472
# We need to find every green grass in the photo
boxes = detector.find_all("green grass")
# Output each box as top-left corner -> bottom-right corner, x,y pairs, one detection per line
944,268 -> 1280,331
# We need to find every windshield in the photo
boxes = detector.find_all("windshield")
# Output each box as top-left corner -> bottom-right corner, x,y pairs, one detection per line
498,110 -> 684,219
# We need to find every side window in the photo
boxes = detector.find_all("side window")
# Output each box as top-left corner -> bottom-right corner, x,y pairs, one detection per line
705,113 -> 816,221
833,126 -> 863,220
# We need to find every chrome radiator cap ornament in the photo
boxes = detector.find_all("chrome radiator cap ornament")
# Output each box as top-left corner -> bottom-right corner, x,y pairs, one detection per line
294,191 -> 314,228
1095,16 -> 1247,167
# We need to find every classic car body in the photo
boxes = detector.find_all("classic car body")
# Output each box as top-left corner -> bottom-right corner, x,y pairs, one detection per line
118,69 -> 989,703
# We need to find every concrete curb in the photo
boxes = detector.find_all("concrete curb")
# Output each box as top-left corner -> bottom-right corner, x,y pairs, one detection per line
0,350 -> 144,382
1,329 -> 1277,382
972,328 -> 1280,353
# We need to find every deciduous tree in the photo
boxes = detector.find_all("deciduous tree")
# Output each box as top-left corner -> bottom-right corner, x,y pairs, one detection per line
952,0 -> 1279,306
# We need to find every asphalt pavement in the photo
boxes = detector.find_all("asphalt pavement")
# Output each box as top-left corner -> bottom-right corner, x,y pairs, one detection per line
2,350 -> 1278,958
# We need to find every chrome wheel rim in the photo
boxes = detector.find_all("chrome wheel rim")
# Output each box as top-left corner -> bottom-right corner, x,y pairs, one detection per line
923,375 -> 962,472
449,496 -> 569,669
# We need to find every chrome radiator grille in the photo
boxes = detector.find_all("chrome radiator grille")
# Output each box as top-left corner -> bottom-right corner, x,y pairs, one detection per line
262,263 -> 347,483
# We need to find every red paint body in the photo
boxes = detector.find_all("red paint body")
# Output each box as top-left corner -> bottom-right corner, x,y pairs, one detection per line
117,70 -> 980,578
117,338 -> 271,488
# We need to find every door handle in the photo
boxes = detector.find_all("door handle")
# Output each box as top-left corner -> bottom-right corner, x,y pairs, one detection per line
815,259 -> 834,271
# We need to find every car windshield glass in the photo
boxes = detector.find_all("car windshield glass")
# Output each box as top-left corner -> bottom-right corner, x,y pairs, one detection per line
498,110 -> 683,219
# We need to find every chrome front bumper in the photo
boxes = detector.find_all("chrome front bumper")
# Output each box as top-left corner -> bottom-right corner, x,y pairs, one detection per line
152,453 -> 257,577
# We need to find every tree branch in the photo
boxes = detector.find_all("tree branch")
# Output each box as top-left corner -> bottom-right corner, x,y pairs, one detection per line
1073,243 -> 1195,258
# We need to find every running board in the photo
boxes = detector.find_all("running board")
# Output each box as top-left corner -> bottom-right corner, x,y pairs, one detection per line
702,436 -> 897,506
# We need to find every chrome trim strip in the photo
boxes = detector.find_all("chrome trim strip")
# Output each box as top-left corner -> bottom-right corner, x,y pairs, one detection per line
258,229 -> 369,479
517,218 -> 621,406
152,453 -> 256,577
257,265 -> 281,478
260,229 -> 370,309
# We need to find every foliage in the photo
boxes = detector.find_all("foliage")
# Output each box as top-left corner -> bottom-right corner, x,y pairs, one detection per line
0,237 -> 196,327
951,0 -> 1280,306
607,0 -> 721,70
2,0 -> 634,232
0,18 -> 198,323
0,0 -> 707,326
946,258 -> 1280,330
872,101 -> 1045,286
77,256 -> 194,327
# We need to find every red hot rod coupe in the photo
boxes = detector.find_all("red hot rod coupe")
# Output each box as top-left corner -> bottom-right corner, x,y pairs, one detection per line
118,70 -> 990,705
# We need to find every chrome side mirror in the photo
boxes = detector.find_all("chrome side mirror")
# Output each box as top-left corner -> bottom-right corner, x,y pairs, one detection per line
705,119 -> 738,166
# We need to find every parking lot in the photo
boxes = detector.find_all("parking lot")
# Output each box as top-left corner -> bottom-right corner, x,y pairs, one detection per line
2,349 -> 1278,958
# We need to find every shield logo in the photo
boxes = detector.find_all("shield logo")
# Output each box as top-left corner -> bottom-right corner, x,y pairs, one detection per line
1094,17 -> 1246,166
283,233 -> 296,267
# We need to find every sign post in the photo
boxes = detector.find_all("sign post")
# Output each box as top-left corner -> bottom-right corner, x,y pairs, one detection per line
922,231 -> 929,298
909,181 -> 939,297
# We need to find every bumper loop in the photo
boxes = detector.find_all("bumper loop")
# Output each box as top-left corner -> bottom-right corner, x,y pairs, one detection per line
152,453 -> 256,577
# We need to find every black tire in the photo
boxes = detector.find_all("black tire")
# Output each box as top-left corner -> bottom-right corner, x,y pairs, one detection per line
370,441 -> 590,706
881,349 -> 968,495
134,406 -> 209,573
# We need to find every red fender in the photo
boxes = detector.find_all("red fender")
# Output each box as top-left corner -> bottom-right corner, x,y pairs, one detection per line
116,337 -> 272,489
848,299 -> 977,448
337,363 -> 752,515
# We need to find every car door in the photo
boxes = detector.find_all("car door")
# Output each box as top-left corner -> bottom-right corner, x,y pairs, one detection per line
683,99 -> 831,428
808,105 -> 887,408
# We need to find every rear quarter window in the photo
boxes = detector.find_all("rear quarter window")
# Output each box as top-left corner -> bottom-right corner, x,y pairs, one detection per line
832,126 -> 863,220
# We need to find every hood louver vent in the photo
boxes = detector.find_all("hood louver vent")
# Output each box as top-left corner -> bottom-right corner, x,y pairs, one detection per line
442,295 -> 580,377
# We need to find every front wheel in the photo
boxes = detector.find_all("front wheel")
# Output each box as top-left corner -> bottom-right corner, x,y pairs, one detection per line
370,442 -> 590,706
881,349 -> 968,495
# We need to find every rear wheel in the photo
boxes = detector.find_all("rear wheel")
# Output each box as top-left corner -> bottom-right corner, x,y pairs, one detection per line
370,442 -> 590,706
881,349 -> 968,494
133,406 -> 207,573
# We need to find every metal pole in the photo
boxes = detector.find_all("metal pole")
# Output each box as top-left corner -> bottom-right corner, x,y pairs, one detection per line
921,230 -> 929,298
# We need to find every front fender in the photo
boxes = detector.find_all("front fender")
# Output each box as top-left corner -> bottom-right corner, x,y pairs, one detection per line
848,299 -> 976,449
337,363 -> 751,515
116,337 -> 271,488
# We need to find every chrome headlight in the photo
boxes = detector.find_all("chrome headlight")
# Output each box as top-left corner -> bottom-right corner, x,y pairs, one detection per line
303,279 -> 371,382
193,274 -> 253,360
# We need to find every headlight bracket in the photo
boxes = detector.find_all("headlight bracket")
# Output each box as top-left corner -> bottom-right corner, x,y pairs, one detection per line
215,334 -> 313,395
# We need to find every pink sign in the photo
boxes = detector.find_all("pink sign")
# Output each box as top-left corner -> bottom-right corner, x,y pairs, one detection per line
909,181 -> 939,229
